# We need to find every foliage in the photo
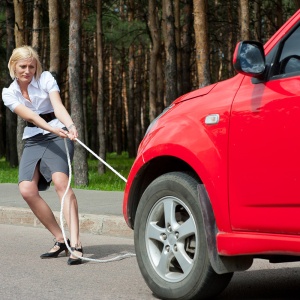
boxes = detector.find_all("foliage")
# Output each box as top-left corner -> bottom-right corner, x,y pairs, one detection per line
82,6 -> 149,50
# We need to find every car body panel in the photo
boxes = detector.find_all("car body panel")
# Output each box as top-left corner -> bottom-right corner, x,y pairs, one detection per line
229,74 -> 300,235
123,9 -> 300,257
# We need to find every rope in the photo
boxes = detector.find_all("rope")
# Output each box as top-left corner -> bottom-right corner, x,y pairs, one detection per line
75,138 -> 127,183
60,138 -> 136,263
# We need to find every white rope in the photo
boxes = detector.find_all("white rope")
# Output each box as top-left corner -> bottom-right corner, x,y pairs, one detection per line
75,138 -> 127,183
60,138 -> 136,263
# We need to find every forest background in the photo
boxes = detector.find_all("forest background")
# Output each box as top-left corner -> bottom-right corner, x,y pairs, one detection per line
0,0 -> 299,187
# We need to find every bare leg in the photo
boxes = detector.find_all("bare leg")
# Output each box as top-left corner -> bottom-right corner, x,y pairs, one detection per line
52,172 -> 82,258
19,167 -> 64,244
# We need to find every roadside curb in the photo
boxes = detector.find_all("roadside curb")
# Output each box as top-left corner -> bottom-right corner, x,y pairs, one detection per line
0,206 -> 133,238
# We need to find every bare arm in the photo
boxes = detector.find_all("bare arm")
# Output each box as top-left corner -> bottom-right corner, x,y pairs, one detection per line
49,91 -> 78,140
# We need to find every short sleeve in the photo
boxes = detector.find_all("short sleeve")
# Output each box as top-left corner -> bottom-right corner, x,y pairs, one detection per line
2,87 -> 21,112
38,71 -> 60,94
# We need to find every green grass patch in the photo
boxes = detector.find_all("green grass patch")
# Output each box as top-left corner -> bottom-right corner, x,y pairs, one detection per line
0,152 -> 135,191
78,152 -> 134,191
0,158 -> 19,184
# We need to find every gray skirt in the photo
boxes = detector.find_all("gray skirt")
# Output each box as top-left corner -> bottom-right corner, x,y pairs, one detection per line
19,132 -> 74,191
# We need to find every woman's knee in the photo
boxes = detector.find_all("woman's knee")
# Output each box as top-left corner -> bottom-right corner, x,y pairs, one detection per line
19,181 -> 39,202
52,172 -> 69,193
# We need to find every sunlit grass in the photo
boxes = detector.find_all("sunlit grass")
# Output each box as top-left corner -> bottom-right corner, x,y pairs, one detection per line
0,158 -> 19,183
78,152 -> 134,191
0,152 -> 135,191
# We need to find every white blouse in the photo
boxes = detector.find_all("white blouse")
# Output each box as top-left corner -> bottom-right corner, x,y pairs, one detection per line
2,71 -> 65,139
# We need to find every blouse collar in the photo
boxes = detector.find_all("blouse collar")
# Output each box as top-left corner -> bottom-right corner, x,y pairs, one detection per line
11,75 -> 39,92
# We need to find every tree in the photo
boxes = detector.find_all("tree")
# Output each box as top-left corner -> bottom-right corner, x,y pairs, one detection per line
69,0 -> 88,186
275,0 -> 284,29
32,0 -> 41,51
174,0 -> 182,96
126,0 -> 136,157
48,0 -> 60,79
4,1 -> 18,166
13,0 -> 24,47
254,0 -> 262,41
148,0 -> 161,121
96,0 -> 106,174
181,0 -> 193,94
294,0 -> 300,9
162,0 -> 178,105
193,0 -> 210,87
13,0 -> 25,162
226,0 -> 235,77
240,0 -> 250,40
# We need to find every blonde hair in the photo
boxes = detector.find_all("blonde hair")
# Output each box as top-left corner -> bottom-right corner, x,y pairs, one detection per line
8,45 -> 43,80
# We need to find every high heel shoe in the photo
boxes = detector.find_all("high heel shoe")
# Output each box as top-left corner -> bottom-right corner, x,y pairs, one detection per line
67,245 -> 83,265
40,239 -> 70,259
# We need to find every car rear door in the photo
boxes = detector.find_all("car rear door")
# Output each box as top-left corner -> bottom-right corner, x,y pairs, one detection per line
229,25 -> 300,234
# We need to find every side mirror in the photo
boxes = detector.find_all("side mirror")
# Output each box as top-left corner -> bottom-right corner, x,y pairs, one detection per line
233,41 -> 266,78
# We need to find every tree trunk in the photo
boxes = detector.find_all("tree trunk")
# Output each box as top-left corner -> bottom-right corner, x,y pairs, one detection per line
90,34 -> 98,153
142,51 -> 149,135
127,44 -> 135,158
181,0 -> 193,94
69,0 -> 88,186
157,54 -> 164,111
4,1 -> 18,166
48,0 -> 60,79
81,32 -> 88,147
134,44 -> 143,151
13,0 -> 24,47
126,0 -> 136,158
275,0 -> 283,29
254,0 -> 262,41
240,0 -> 250,40
116,83 -> 123,155
162,0 -> 178,105
122,48 -> 128,151
148,0 -> 161,121
174,0 -> 182,96
193,0 -> 211,88
116,47 -> 124,155
0,30 -> 4,157
294,0 -> 300,9
13,0 -> 26,162
227,0 -> 234,77
96,0 -> 106,174
32,0 -> 41,51
108,44 -> 116,152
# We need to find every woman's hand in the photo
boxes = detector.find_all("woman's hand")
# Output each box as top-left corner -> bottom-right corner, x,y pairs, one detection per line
52,127 -> 70,139
66,124 -> 78,141
51,124 -> 78,140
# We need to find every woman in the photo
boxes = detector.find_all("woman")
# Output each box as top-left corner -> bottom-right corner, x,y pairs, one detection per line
2,45 -> 83,265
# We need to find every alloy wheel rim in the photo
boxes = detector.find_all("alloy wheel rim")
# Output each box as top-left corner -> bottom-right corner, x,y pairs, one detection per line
145,196 -> 198,282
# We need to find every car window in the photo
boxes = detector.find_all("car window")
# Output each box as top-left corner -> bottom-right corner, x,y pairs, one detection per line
271,25 -> 300,77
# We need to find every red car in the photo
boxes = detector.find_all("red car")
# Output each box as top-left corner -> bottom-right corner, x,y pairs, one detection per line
123,9 -> 300,300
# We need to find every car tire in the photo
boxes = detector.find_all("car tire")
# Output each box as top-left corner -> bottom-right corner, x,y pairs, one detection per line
134,172 -> 233,300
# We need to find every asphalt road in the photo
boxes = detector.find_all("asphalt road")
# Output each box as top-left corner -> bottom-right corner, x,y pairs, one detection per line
0,224 -> 154,300
2,224 -> 300,300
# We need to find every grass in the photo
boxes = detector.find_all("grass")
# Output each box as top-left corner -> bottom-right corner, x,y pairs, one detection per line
0,152 -> 135,191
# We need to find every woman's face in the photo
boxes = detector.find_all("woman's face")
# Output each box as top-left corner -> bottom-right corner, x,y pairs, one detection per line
14,57 -> 37,85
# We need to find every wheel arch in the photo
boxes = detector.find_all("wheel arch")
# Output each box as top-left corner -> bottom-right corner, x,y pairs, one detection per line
127,156 -> 200,229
